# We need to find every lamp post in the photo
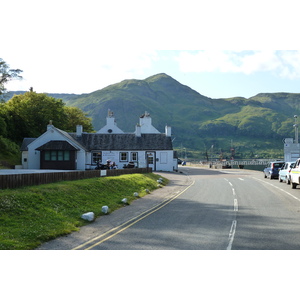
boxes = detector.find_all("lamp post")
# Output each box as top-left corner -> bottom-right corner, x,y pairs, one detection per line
294,115 -> 299,144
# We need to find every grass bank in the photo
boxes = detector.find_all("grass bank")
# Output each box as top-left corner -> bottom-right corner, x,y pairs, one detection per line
0,173 -> 167,250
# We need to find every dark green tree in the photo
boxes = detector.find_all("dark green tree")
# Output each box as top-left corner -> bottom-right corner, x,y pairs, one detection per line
63,106 -> 94,132
4,92 -> 94,143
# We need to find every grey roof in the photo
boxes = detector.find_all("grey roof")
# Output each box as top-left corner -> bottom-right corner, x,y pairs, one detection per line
68,133 -> 173,151
36,140 -> 79,151
21,131 -> 173,153
55,127 -> 88,151
20,138 -> 36,151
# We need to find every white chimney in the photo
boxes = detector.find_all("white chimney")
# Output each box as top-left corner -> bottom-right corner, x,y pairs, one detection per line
165,125 -> 171,137
76,125 -> 83,137
135,124 -> 142,137
47,120 -> 54,131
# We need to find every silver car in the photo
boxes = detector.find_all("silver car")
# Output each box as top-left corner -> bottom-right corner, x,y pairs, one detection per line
278,162 -> 295,184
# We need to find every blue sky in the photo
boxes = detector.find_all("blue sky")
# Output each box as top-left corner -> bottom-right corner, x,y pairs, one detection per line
2,1 -> 300,99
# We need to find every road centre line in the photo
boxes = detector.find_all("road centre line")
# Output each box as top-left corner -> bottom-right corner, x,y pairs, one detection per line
227,220 -> 237,250
224,179 -> 238,250
234,199 -> 238,212
72,179 -> 195,250
232,188 -> 236,196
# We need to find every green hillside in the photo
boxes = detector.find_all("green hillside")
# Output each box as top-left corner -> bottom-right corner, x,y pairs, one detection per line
7,74 -> 300,160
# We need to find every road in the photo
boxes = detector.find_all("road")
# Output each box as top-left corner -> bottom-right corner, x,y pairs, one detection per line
38,167 -> 300,250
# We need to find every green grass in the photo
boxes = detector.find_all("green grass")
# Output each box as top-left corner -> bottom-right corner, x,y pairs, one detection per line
0,173 -> 168,250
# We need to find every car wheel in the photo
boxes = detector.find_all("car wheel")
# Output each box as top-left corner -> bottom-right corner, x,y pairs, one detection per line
286,178 -> 290,185
291,182 -> 297,189
279,176 -> 283,182
264,173 -> 267,178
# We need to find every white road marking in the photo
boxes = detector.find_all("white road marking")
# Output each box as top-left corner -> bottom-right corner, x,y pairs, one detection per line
227,220 -> 237,250
253,177 -> 300,202
224,179 -> 238,250
238,178 -> 244,181
232,188 -> 236,196
234,199 -> 238,212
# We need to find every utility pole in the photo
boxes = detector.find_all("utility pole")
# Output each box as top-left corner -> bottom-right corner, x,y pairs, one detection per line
294,115 -> 299,144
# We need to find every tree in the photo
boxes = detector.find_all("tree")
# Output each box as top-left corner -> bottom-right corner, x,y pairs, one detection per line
0,58 -> 23,97
63,106 -> 94,132
4,92 -> 94,143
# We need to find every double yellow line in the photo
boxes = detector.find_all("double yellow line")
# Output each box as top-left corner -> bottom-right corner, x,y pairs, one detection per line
72,180 -> 195,250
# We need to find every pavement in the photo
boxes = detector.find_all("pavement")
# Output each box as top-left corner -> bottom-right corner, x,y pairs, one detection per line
36,169 -> 193,250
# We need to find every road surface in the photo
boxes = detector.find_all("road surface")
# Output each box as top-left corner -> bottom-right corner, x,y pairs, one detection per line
38,167 -> 300,250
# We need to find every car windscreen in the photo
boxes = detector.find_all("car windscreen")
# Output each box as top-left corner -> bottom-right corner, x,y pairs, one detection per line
274,163 -> 284,168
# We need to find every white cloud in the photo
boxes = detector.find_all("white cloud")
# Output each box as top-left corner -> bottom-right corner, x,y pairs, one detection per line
175,50 -> 300,79
5,49 -> 159,93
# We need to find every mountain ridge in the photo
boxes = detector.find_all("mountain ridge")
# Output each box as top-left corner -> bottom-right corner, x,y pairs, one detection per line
6,73 -> 300,159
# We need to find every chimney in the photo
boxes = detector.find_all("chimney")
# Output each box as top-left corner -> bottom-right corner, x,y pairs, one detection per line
165,125 -> 171,137
135,124 -> 142,137
47,120 -> 53,131
76,125 -> 83,137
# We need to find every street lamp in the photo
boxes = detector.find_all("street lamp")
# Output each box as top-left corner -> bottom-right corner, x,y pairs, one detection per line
294,115 -> 299,144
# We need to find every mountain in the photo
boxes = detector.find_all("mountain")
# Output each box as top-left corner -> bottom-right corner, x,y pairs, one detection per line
6,73 -> 300,159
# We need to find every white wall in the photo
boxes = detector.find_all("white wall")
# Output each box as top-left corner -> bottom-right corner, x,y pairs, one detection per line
87,150 -> 176,172
21,151 -> 29,169
284,138 -> 300,162
26,126 -> 86,170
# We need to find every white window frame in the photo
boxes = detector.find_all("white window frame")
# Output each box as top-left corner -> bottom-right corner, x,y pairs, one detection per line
120,152 -> 128,162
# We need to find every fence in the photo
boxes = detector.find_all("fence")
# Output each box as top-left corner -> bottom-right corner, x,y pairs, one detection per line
0,168 -> 152,189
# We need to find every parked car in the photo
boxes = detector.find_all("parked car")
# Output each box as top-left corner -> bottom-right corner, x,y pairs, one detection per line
263,161 -> 285,179
278,162 -> 295,184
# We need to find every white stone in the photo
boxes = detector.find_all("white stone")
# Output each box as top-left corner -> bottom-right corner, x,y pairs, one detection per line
81,212 -> 95,222
102,206 -> 109,214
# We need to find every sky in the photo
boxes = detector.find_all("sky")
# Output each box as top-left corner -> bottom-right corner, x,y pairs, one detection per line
2,0 -> 300,99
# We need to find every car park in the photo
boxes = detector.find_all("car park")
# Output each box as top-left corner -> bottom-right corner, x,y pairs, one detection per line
278,161 -> 295,184
263,161 -> 285,179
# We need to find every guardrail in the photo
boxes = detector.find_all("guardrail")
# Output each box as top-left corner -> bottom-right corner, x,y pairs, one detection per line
0,168 -> 152,189
186,159 -> 277,167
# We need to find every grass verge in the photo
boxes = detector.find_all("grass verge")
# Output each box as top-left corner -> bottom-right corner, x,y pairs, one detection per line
0,173 -> 168,250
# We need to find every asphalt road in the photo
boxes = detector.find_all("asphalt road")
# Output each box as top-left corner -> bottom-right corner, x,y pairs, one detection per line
38,167 -> 300,250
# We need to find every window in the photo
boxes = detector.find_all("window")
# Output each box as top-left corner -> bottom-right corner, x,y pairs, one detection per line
57,151 -> 64,161
120,152 -> 128,162
44,151 -> 70,161
147,156 -> 154,165
51,151 -> 57,161
45,151 -> 50,161
92,152 -> 102,164
131,152 -> 138,162
64,151 -> 70,161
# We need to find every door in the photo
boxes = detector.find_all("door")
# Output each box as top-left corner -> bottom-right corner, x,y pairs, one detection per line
146,151 -> 156,171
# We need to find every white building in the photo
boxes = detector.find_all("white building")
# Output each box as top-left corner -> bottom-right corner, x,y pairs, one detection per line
21,111 -> 178,172
284,138 -> 300,162
284,116 -> 300,162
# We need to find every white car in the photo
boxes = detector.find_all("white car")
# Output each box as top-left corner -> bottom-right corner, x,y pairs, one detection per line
278,162 -> 295,184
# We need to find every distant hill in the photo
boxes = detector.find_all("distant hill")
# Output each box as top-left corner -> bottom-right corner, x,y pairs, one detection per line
7,73 -> 300,159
